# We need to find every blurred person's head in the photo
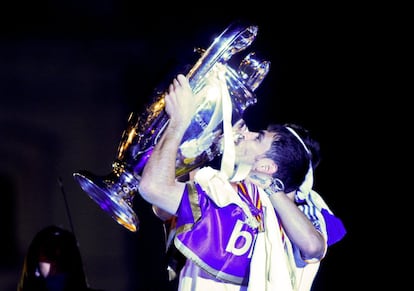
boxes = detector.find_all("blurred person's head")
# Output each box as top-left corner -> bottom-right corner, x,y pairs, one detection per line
17,225 -> 91,291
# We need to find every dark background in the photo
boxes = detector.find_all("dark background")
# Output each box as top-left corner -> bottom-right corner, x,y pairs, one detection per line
0,1 -> 375,291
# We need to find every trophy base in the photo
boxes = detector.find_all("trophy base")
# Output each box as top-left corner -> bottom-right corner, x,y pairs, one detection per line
73,171 -> 139,232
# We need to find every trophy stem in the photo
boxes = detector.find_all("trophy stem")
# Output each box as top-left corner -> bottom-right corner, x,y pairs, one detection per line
73,170 -> 139,232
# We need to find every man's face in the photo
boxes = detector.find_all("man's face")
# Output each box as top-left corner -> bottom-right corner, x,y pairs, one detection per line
232,120 -> 274,166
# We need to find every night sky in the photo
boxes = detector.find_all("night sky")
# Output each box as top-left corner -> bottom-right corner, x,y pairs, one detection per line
0,2 -> 375,291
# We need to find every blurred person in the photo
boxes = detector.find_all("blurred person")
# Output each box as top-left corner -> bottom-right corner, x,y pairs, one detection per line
139,74 -> 346,290
17,225 -> 104,291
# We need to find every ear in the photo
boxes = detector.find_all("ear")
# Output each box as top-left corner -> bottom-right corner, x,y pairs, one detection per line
255,158 -> 278,175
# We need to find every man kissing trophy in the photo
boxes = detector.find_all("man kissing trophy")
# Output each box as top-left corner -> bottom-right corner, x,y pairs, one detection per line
73,22 -> 270,232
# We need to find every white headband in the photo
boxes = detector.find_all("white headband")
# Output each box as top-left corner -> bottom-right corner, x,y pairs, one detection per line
286,126 -> 313,196
286,126 -> 310,155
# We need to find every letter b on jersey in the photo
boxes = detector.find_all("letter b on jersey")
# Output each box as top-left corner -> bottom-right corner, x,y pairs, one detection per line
225,219 -> 253,256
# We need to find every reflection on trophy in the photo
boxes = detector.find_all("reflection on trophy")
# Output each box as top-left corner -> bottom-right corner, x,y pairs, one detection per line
73,22 -> 270,232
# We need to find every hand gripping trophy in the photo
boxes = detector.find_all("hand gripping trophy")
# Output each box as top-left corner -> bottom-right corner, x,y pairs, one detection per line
73,22 -> 270,232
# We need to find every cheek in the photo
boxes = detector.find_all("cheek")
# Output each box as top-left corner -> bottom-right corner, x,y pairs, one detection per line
236,142 -> 258,162
250,164 -> 260,172
251,160 -> 265,172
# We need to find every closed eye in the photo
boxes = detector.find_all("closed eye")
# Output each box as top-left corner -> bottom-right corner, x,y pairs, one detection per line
256,131 -> 265,141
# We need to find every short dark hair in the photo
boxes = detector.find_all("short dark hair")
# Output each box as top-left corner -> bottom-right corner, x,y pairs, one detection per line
265,123 -> 321,193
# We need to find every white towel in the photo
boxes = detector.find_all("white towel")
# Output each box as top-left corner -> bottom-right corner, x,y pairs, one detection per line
247,190 -> 294,290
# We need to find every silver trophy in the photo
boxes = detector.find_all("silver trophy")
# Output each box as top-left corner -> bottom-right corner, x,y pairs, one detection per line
73,22 -> 270,232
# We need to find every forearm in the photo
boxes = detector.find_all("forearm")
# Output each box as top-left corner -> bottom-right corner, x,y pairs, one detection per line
140,74 -> 195,214
247,172 -> 327,260
267,191 -> 326,261
139,124 -> 186,214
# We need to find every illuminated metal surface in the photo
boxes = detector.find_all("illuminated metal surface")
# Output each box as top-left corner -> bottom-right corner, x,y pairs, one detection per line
73,22 -> 270,232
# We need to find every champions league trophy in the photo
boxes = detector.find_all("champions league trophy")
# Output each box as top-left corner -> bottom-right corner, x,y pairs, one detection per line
73,22 -> 270,232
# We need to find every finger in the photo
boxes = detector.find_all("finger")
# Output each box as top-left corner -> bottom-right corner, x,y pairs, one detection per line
173,77 -> 179,89
176,74 -> 187,86
168,81 -> 177,96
